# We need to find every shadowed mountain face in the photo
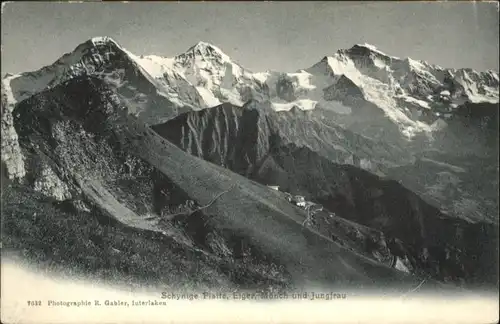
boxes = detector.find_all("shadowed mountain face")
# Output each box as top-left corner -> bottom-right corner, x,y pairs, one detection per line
153,103 -> 498,289
4,75 -> 457,294
151,97 -> 499,225
453,102 -> 499,137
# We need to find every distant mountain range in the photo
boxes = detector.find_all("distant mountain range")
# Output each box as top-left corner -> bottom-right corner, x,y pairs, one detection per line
4,37 -> 498,127
1,37 -> 498,294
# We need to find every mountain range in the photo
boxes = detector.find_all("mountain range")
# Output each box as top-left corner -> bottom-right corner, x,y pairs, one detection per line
1,36 -> 498,294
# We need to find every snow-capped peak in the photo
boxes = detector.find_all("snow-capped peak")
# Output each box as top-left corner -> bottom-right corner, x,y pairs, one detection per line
177,41 -> 232,64
356,43 -> 379,51
344,43 -> 400,60
191,41 -> 221,51
1,36 -> 141,102
2,36 -> 499,146
90,36 -> 120,47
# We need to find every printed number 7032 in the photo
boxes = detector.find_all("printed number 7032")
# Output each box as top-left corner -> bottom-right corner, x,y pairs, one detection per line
27,301 -> 42,306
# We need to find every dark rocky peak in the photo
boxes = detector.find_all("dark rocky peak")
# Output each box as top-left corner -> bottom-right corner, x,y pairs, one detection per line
6,36 -> 143,104
14,76 -> 121,130
335,74 -> 360,87
151,100 -> 272,176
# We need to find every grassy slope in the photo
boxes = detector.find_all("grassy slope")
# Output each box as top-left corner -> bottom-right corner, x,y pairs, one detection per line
3,76 -> 458,295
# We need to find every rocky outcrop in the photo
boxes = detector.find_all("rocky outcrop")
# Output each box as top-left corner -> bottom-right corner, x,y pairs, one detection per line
1,77 -> 26,180
33,164 -> 72,201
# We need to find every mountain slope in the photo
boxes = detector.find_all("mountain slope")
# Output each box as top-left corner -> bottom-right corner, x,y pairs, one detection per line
153,102 -> 499,288
3,75 -> 459,293
139,41 -> 499,139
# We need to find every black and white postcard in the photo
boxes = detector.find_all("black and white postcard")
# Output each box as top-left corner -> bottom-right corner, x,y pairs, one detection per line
1,2 -> 499,323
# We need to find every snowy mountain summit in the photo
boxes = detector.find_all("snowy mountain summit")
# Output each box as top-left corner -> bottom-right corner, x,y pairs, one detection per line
3,35 -> 498,296
1,37 -> 499,180
3,37 -> 498,121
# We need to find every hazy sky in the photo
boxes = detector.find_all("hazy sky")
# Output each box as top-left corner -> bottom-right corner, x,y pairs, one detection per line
1,1 -> 499,75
